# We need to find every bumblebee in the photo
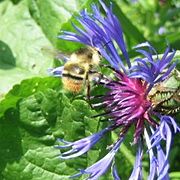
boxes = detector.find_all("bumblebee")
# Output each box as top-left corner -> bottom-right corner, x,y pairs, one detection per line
44,47 -> 102,95
61,47 -> 101,94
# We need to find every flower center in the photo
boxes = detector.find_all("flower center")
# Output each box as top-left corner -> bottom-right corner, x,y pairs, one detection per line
95,71 -> 153,143
104,73 -> 151,124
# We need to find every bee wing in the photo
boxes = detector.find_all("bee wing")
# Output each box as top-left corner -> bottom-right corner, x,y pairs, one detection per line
47,66 -> 64,77
41,47 -> 70,62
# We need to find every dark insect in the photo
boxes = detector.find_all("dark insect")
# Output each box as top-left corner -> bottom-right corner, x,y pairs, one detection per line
149,69 -> 180,115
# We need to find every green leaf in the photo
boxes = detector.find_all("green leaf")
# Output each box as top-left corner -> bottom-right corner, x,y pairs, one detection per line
28,0 -> 90,46
0,0 -> 93,97
170,172 -> 180,180
56,0 -> 96,52
0,76 -> 111,179
0,77 -> 61,117
0,0 -> 54,95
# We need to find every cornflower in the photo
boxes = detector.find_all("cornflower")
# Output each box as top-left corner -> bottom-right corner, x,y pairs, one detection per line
53,0 -> 180,179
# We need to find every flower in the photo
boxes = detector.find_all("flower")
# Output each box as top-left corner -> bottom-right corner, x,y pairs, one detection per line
55,127 -> 110,159
70,137 -> 124,180
129,139 -> 143,180
55,0 -> 179,179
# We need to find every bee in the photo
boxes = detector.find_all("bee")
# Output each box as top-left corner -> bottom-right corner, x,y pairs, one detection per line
43,47 -> 102,95
61,47 -> 101,94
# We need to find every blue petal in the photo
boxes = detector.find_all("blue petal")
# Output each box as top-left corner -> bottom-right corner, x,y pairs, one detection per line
133,42 -> 157,55
156,145 -> 169,180
165,116 -> 180,133
71,137 -> 124,180
112,162 -> 121,180
146,115 -> 179,179
130,43 -> 176,89
58,0 -> 129,72
159,50 -> 175,72
136,49 -> 154,62
155,62 -> 176,83
129,140 -> 143,180
144,128 -> 157,180
56,127 -> 110,159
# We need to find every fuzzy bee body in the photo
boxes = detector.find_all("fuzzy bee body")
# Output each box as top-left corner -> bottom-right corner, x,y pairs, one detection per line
60,47 -> 101,93
62,62 -> 87,93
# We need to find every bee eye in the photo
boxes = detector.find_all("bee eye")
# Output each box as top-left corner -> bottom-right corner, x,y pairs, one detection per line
97,51 -> 101,56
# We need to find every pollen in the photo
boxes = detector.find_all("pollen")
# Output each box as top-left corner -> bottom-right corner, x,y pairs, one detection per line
62,78 -> 83,93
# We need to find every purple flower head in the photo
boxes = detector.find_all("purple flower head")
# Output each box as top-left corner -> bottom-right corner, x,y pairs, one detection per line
91,43 -> 178,179
55,0 -> 179,179
98,71 -> 152,144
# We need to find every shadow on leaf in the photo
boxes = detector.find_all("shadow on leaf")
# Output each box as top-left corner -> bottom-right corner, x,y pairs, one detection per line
0,108 -> 23,178
0,40 -> 16,69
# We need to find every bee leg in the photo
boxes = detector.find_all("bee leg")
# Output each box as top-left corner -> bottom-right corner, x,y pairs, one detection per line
85,73 -> 93,108
99,64 -> 116,71
89,70 -> 108,85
